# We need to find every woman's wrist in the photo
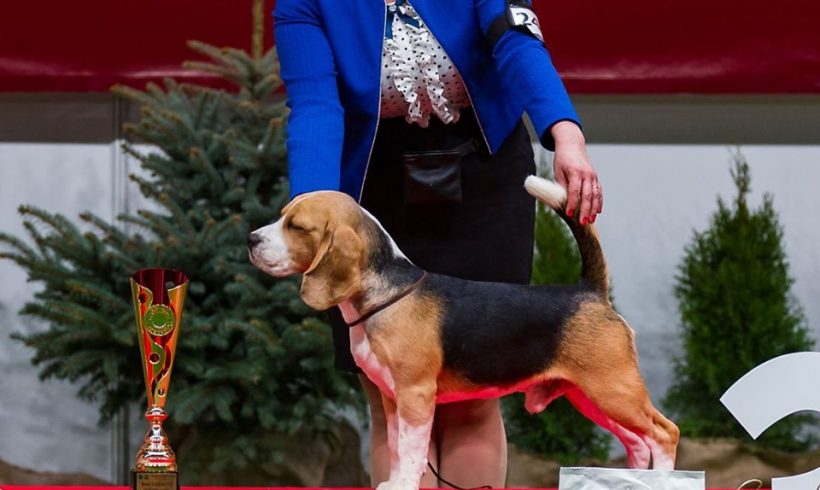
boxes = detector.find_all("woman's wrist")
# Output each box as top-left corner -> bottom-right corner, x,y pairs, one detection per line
551,120 -> 586,148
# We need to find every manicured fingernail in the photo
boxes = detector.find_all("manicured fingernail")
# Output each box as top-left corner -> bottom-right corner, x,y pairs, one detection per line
567,209 -> 573,217
581,217 -> 587,225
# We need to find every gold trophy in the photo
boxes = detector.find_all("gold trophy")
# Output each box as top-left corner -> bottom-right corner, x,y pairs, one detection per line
130,268 -> 188,490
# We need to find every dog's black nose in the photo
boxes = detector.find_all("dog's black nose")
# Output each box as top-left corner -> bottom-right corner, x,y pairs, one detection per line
247,232 -> 262,249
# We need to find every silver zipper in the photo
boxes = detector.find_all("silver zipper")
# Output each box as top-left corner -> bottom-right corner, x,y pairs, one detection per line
411,3 -> 492,154
357,2 -> 389,203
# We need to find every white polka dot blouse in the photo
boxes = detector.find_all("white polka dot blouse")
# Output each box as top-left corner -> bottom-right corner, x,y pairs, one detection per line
380,0 -> 470,126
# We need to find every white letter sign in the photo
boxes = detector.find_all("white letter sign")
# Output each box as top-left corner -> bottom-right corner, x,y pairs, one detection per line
720,352 -> 820,490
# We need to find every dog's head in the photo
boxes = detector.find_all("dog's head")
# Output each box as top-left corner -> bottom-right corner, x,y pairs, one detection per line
248,191 -> 365,310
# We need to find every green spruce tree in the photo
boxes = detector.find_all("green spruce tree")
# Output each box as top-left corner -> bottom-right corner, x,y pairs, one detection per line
0,43 -> 359,479
664,151 -> 816,452
501,168 -> 610,464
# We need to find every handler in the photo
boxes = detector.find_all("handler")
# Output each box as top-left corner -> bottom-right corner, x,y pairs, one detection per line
273,0 -> 603,486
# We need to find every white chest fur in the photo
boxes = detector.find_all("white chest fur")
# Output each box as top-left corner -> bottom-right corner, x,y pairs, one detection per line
341,302 -> 397,399
349,325 -> 396,398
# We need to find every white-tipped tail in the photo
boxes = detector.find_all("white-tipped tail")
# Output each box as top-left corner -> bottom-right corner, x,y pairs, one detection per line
524,175 -> 610,296
524,175 -> 567,210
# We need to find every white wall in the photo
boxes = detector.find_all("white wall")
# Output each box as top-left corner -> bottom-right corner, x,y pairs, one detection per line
0,143 -> 117,481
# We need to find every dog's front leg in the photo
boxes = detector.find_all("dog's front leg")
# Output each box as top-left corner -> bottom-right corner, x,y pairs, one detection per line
381,393 -> 399,482
377,384 -> 435,490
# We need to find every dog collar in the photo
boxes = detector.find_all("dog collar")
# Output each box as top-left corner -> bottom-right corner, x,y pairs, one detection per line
346,271 -> 428,328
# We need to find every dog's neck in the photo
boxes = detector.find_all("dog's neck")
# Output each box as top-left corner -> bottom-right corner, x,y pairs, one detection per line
339,214 -> 424,324
342,258 -> 423,323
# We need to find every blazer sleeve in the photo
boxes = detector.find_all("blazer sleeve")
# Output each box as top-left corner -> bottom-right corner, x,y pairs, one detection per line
474,0 -> 581,151
274,0 -> 345,198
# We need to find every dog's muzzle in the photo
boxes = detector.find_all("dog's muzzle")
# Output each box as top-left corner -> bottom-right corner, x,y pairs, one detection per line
247,221 -> 299,277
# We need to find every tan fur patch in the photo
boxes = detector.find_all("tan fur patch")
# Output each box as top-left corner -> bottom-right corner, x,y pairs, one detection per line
554,301 -> 639,378
436,369 -> 482,395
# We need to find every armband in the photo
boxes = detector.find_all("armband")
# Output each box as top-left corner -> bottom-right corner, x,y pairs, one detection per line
486,0 -> 545,48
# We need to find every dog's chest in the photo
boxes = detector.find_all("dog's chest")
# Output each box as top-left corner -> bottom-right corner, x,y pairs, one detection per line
349,325 -> 396,398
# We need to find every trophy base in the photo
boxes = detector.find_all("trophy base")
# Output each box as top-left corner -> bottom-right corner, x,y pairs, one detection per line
130,470 -> 179,490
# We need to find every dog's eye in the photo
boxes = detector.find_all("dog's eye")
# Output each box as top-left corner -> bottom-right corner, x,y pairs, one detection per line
287,220 -> 305,232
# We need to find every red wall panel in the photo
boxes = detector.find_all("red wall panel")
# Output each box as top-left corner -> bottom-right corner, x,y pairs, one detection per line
0,0 -> 818,93
538,0 -> 820,93
0,0 -> 276,92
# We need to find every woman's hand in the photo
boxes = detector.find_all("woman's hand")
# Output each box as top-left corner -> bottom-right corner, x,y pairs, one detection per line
551,121 -> 602,224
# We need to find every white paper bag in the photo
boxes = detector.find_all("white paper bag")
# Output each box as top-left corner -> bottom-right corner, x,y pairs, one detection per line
559,467 -> 705,490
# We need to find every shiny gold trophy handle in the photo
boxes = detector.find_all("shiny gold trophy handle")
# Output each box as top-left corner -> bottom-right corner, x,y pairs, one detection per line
130,268 -> 188,490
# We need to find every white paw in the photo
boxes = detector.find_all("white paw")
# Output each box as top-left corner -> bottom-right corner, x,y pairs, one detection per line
375,480 -> 398,490
376,478 -> 418,490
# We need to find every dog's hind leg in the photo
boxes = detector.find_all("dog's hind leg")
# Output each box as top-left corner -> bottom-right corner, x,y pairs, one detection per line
567,367 -> 679,469
524,379 -> 573,414
564,389 -> 651,469
557,307 -> 680,469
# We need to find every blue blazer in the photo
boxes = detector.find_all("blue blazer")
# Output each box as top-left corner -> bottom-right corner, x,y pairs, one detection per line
274,0 -> 581,200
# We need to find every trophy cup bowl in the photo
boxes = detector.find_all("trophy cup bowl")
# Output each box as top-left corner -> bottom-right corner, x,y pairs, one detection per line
130,268 -> 188,490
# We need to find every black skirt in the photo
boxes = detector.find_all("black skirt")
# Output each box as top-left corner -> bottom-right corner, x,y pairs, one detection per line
329,108 -> 536,372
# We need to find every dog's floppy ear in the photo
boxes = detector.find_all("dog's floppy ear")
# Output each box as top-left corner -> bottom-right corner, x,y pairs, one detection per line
300,225 -> 363,310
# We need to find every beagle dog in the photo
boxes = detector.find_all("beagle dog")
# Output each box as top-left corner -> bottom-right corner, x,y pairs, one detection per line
248,176 -> 679,490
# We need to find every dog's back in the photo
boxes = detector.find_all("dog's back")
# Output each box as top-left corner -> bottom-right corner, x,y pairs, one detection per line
424,274 -> 600,386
